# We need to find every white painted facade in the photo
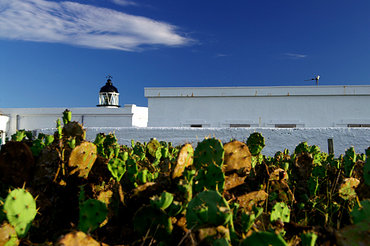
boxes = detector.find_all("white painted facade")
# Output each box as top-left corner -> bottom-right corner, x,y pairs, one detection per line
0,115 -> 9,145
0,104 -> 148,137
1,85 -> 369,155
145,85 -> 370,128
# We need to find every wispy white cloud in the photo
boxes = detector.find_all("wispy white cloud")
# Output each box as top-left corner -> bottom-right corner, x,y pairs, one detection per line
111,0 -> 137,7
284,53 -> 307,59
214,53 -> 229,58
0,0 -> 191,51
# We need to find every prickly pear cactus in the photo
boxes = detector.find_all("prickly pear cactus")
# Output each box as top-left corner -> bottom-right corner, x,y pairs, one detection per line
223,140 -> 252,172
204,163 -> 225,192
364,148 -> 370,185
107,157 -> 126,182
78,199 -> 108,233
68,142 -> 97,178
344,147 -> 357,177
246,132 -> 265,156
339,177 -> 360,200
93,133 -> 105,151
63,122 -> 86,145
133,205 -> 173,240
0,222 -> 19,246
194,138 -> 224,169
351,199 -> 370,224
172,144 -> 194,179
146,138 -> 161,158
186,190 -> 232,229
3,189 -> 37,238
301,232 -> 318,246
237,190 -> 268,210
270,202 -> 290,223
240,206 -> 263,233
133,142 -> 146,161
55,231 -> 100,246
294,142 -> 310,155
11,130 -> 28,142
62,109 -> 72,125
150,191 -> 174,210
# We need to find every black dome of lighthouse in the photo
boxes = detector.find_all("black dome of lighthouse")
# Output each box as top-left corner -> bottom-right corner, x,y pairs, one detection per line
100,79 -> 118,93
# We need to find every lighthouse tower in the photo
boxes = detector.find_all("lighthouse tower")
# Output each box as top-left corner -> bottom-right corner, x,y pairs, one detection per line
97,76 -> 120,108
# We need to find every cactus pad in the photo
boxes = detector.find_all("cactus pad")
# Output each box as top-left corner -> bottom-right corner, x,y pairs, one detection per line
3,189 -> 37,238
63,121 -> 86,144
172,144 -> 194,179
62,109 -> 72,125
301,232 -> 318,246
68,142 -> 97,178
339,177 -> 360,200
344,147 -> 357,177
364,148 -> 370,185
194,138 -> 224,169
78,199 -> 108,233
107,158 -> 126,182
246,132 -> 265,156
147,138 -> 161,158
351,199 -> 370,224
270,202 -> 290,223
223,140 -> 252,172
55,231 -> 100,246
224,173 -> 246,191
237,190 -> 268,210
0,222 -> 19,246
150,191 -> 174,210
186,190 -> 232,229
133,205 -> 172,239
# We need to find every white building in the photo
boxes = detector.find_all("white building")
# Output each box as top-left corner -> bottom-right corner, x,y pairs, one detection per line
1,83 -> 369,155
0,105 -> 148,135
0,78 -> 148,139
145,85 -> 370,128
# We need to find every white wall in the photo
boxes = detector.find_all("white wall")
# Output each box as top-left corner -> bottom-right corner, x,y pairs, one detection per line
36,127 -> 370,157
0,105 -> 148,137
145,85 -> 370,127
0,115 -> 9,144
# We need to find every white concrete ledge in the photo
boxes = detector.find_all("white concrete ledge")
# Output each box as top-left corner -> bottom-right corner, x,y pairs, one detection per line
145,85 -> 370,98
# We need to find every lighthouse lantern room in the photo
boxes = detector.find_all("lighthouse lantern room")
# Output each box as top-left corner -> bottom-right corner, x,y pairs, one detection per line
97,76 -> 120,108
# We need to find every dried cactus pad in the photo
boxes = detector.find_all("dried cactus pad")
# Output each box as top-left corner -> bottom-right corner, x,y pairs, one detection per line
55,231 -> 100,246
4,189 -> 37,238
68,142 -> 97,178
63,121 -> 86,142
339,177 -> 360,200
172,144 -> 194,179
0,222 -> 19,246
223,140 -> 251,172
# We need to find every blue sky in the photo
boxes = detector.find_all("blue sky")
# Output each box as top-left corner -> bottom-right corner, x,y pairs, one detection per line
1,0 -> 370,108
